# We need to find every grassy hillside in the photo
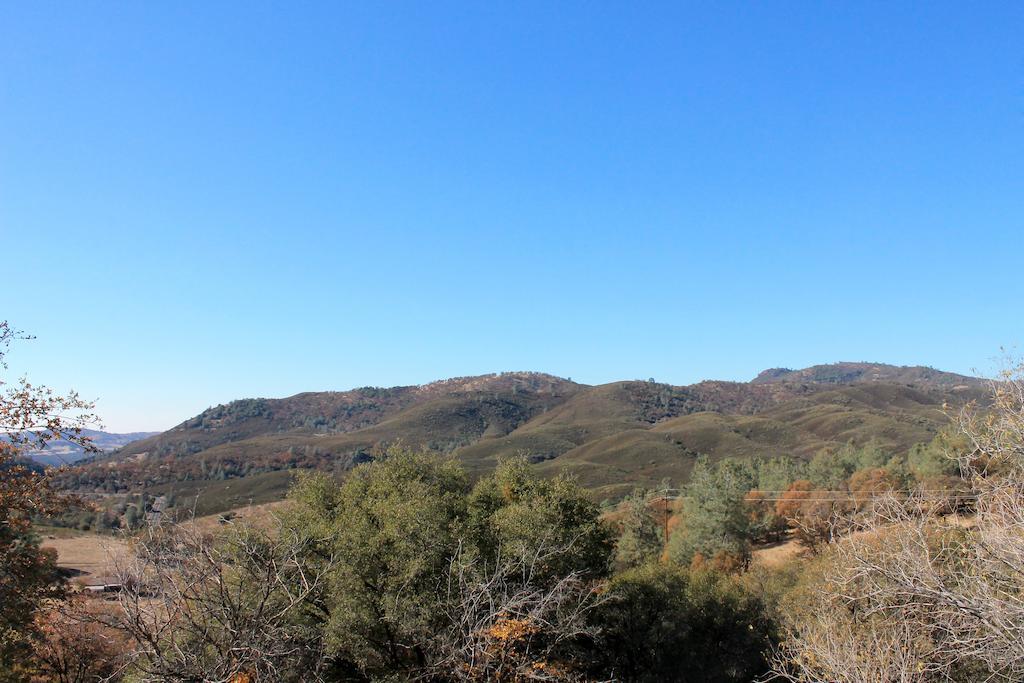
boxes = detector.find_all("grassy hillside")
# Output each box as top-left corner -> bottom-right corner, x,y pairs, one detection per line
59,364 -> 987,514
187,388 -> 573,471
145,470 -> 298,518
542,382 -> 984,498
534,384 -> 973,499
453,379 -> 835,468
109,372 -> 580,460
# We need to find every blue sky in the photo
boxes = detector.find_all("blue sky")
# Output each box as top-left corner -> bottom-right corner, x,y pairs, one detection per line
1,2 -> 1022,432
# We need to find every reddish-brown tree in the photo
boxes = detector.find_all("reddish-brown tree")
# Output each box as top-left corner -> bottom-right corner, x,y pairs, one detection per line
0,322 -> 98,679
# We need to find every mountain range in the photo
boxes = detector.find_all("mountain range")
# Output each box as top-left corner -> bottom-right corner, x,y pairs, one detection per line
63,362 -> 986,514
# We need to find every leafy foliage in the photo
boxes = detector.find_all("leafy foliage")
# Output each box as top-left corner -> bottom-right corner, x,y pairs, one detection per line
613,489 -> 664,570
282,451 -> 612,680
592,563 -> 778,682
286,450 -> 469,674
666,457 -> 754,568
807,441 -> 888,489
467,459 -> 613,583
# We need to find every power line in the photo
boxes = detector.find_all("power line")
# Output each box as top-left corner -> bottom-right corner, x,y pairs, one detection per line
652,489 -> 979,502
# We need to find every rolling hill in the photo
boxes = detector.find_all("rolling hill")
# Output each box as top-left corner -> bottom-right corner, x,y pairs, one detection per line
113,372 -> 580,461
60,364 -> 987,512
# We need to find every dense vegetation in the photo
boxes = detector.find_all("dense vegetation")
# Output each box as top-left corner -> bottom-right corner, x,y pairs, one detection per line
75,451 -> 785,682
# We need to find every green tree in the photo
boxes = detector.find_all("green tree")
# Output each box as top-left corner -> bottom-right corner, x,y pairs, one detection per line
592,563 -> 777,682
808,442 -> 892,490
908,430 -> 964,479
667,457 -> 754,568
467,458 -> 613,582
286,448 -> 468,676
614,488 -> 663,570
284,453 -> 614,680
753,455 -> 807,493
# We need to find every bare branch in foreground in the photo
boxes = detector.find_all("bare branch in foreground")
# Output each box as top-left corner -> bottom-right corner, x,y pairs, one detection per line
110,517 -> 335,683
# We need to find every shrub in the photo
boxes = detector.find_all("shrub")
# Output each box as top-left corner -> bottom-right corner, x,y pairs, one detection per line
591,563 -> 777,682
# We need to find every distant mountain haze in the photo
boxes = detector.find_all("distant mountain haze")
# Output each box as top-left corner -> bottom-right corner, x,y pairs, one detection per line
23,429 -> 159,466
61,364 -> 986,514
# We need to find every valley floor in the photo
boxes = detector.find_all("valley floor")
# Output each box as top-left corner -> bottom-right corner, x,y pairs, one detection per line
40,530 -> 129,585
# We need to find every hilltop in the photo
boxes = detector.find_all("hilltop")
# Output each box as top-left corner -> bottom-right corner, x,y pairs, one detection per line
58,363 -> 986,513
752,362 -> 980,388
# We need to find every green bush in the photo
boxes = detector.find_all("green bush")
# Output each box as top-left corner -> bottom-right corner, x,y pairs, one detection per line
591,563 -> 778,682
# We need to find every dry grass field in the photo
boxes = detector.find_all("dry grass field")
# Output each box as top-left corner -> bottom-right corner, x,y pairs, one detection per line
36,502 -> 291,584
40,532 -> 130,584
748,514 -> 977,570
752,537 -> 803,568
190,500 -> 292,531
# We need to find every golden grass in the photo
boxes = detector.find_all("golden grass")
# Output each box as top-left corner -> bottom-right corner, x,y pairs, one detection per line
40,533 -> 130,583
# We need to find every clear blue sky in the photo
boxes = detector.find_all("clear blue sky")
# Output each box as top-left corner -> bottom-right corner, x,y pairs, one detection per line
1,2 -> 1022,432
